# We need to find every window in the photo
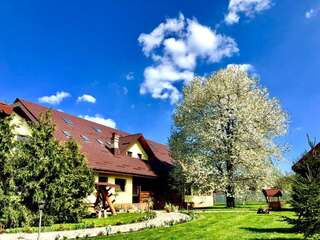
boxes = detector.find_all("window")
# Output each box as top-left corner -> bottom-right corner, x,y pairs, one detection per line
98,176 -> 108,183
96,139 -> 104,144
137,153 -> 142,159
63,118 -> 74,125
81,135 -> 90,142
63,130 -> 72,138
115,178 -> 126,192
127,151 -> 132,157
93,127 -> 102,133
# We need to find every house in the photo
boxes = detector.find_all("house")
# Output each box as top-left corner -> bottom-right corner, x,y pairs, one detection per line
292,143 -> 320,174
0,98 -> 214,209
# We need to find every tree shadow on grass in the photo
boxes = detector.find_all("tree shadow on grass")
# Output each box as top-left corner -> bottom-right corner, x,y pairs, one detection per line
242,227 -> 296,234
242,227 -> 302,240
250,238 -> 301,240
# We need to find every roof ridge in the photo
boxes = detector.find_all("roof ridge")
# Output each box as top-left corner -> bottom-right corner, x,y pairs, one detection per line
16,98 -> 128,135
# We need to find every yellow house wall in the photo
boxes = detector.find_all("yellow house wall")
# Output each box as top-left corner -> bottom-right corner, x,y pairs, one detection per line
185,195 -> 214,208
127,142 -> 148,160
87,174 -> 133,205
10,113 -> 32,137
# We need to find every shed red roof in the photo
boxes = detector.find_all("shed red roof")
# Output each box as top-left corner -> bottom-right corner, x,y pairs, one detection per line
14,98 -> 173,178
0,102 -> 13,116
262,188 -> 283,197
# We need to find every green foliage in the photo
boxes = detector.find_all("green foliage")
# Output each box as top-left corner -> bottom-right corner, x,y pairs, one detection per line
0,116 -> 31,228
0,111 -> 94,228
164,203 -> 179,212
274,173 -> 294,201
289,140 -> 320,238
15,111 -> 94,225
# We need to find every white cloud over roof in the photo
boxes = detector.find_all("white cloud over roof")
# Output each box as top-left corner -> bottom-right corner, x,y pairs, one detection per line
138,14 -> 239,104
38,91 -> 71,105
77,94 -> 96,104
79,114 -> 116,128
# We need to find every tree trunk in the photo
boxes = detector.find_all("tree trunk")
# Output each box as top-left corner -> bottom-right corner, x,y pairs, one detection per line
226,184 -> 235,208
226,195 -> 235,208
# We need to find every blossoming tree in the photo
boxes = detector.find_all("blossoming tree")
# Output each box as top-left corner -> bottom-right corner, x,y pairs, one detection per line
169,66 -> 288,207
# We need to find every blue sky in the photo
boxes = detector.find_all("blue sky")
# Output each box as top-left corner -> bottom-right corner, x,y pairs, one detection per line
1,0 -> 319,172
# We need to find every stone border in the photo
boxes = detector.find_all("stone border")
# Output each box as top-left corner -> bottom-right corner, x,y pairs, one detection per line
0,212 -> 190,240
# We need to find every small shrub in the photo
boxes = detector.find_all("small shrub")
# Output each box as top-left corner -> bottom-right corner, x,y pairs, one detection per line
23,226 -> 33,233
164,203 -> 179,213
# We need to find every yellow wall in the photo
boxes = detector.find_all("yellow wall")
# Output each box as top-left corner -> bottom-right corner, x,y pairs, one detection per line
185,195 -> 214,208
127,142 -> 148,160
88,174 -> 133,204
10,113 -> 32,137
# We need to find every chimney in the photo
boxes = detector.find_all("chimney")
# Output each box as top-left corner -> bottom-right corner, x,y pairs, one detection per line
111,132 -> 120,155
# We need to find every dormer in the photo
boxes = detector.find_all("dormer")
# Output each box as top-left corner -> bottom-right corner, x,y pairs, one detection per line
118,133 -> 152,160
126,141 -> 148,160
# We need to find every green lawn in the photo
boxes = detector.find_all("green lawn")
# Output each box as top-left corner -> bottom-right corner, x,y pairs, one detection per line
5,212 -> 154,233
88,208 -> 303,240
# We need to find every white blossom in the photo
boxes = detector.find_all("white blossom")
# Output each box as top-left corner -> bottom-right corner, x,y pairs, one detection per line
169,66 -> 288,201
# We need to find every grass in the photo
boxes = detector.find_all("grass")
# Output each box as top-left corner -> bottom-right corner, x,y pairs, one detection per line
87,204 -> 303,240
5,212 -> 155,233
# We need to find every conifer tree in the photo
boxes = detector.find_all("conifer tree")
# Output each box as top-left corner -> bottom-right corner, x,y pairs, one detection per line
290,140 -> 320,238
16,112 -> 94,225
0,116 -> 30,228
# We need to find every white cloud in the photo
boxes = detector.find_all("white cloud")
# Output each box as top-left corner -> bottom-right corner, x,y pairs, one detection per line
305,8 -> 319,19
138,14 -> 185,55
38,91 -> 70,105
123,86 -> 128,95
138,14 -> 238,104
77,94 -> 96,104
225,0 -> 272,25
227,63 -> 254,73
227,64 -> 259,78
126,72 -> 135,80
79,114 -> 116,128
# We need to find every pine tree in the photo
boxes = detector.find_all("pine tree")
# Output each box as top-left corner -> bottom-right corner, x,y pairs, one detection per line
0,116 -> 30,228
290,141 -> 320,238
16,111 -> 94,225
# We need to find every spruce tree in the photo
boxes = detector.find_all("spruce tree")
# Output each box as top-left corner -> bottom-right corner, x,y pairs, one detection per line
290,141 -> 320,238
0,116 -> 30,228
16,111 -> 94,225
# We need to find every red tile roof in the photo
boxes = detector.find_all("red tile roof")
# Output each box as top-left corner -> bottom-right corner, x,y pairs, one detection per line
119,134 -> 144,154
293,143 -> 320,173
14,98 -> 173,178
0,102 -> 13,116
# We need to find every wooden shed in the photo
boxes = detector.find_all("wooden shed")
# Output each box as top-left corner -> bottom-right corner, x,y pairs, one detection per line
262,188 -> 283,211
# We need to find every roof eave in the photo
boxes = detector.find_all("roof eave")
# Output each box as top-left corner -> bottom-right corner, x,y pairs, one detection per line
92,168 -> 158,179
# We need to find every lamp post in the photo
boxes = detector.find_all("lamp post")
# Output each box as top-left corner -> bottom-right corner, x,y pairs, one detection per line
37,201 -> 45,240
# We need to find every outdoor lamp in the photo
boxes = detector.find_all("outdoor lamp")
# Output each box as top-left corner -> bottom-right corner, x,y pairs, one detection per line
39,201 -> 45,210
37,200 -> 45,240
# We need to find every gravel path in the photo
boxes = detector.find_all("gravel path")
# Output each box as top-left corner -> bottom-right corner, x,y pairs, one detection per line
0,211 -> 190,240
